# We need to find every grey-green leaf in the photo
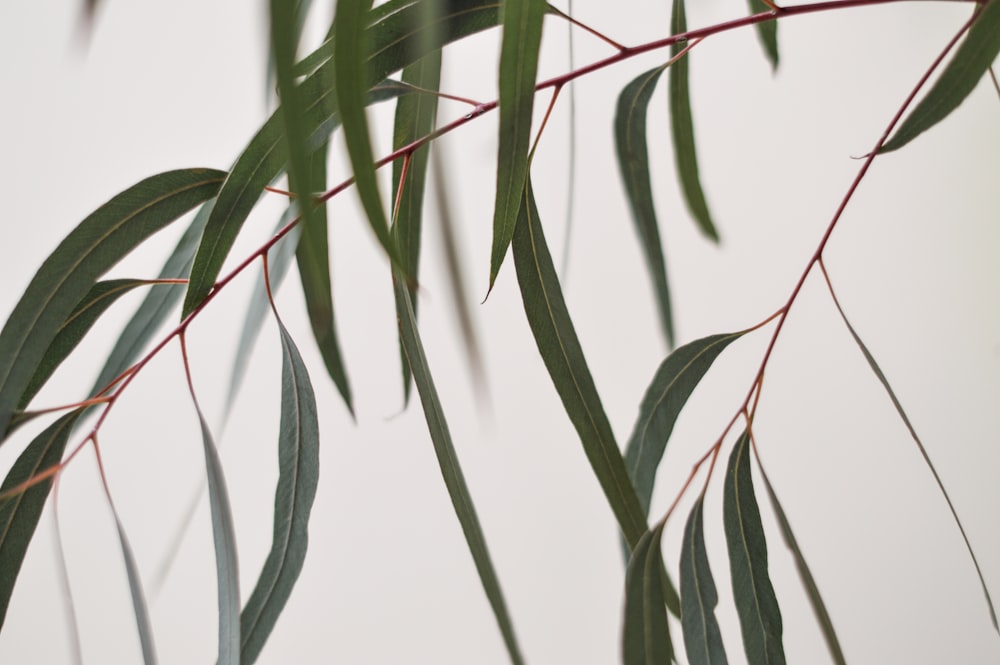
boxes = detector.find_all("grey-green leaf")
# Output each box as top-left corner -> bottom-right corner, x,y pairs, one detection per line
239,316 -> 320,665
881,0 -> 1000,153
393,269 -> 525,665
622,523 -> 673,665
669,0 -> 719,242
680,496 -> 728,665
614,64 -> 674,348
624,332 -> 746,516
489,0 -> 546,291
724,431 -> 785,665
0,409 -> 83,629
112,515 -> 159,665
747,0 -> 779,70
0,169 -> 225,440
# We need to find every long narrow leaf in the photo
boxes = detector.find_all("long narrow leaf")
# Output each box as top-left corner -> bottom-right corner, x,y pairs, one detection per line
0,409 -> 83,629
0,168 -> 225,439
881,0 -> 1000,153
622,523 -> 672,665
747,0 -> 779,70
680,496 -> 728,665
393,270 -> 525,665
669,0 -> 718,242
239,318 -> 320,664
112,514 -> 159,665
724,431 -> 785,665
489,0 -> 546,291
624,332 -> 746,516
614,64 -> 675,347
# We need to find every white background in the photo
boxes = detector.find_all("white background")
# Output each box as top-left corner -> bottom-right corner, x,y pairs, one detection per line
0,0 -> 998,663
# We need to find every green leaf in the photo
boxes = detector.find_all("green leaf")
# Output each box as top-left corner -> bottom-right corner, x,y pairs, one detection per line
18,279 -> 153,410
669,0 -> 719,242
614,64 -> 675,348
0,168 -> 225,440
680,496 -> 728,665
881,0 -> 1000,153
91,199 -> 214,397
724,431 -> 785,665
747,0 -> 779,70
622,523 -> 673,665
392,51 -> 443,404
624,332 -> 746,516
239,316 -> 320,665
756,463 -> 846,665
112,514 -> 159,665
293,143 -> 354,415
188,384 -> 240,664
511,179 -> 647,549
0,409 -> 83,630
489,0 -> 546,291
393,269 -> 525,665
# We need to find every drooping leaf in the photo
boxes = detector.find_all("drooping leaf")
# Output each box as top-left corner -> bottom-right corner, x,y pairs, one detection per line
756,462 -> 846,665
622,523 -> 673,665
624,332 -> 746,516
724,431 -> 785,665
614,64 -> 675,348
392,50 -> 443,404
91,199 -> 214,397
239,316 -> 320,665
0,409 -> 83,629
393,269 -> 525,665
669,0 -> 719,242
17,279 -> 152,411
489,0 -> 546,292
293,143 -> 354,415
881,0 -> 1000,153
0,169 -> 225,440
112,514 -> 159,665
680,496 -> 728,665
747,0 -> 779,70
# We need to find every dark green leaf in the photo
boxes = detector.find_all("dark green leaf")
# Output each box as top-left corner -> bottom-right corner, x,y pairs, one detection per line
747,0 -> 779,70
239,316 -> 320,665
614,64 -> 674,347
624,332 -> 746,516
18,279 -> 151,410
91,199 -> 214,397
756,463 -> 846,665
0,409 -> 83,629
0,169 -> 225,440
669,0 -> 719,242
489,0 -> 546,291
724,431 -> 785,665
293,144 -> 354,415
680,496 -> 728,665
393,269 -> 525,665
112,515 -> 158,665
881,0 -> 1000,153
511,180 -> 647,549
622,523 -> 673,665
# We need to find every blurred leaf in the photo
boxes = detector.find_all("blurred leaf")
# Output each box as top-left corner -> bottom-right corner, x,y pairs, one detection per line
239,316 -> 320,665
91,199 -> 214,396
18,279 -> 151,410
293,143 -> 354,415
614,64 -> 674,347
669,0 -> 719,242
393,269 -> 525,665
756,463 -> 846,665
881,0 -> 1000,153
0,168 -> 225,440
724,431 -> 785,665
624,332 -> 745,516
622,523 -> 673,665
0,409 -> 83,629
112,514 -> 158,665
489,0 -> 546,292
392,50 -> 443,404
747,0 -> 779,70
680,496 -> 728,665
511,179 -> 647,549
